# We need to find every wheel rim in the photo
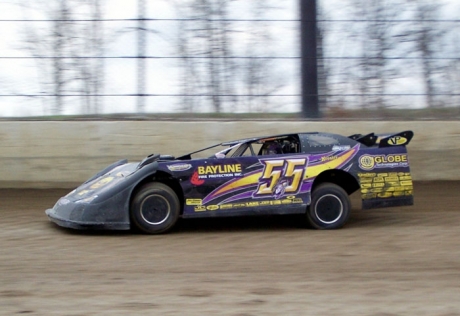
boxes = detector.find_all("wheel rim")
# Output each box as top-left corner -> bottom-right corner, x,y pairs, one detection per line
314,194 -> 343,224
140,194 -> 170,225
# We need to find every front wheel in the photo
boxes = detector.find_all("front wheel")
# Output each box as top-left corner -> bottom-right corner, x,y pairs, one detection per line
131,183 -> 180,234
306,183 -> 350,229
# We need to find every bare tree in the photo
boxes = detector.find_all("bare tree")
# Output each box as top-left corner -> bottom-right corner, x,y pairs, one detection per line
173,0 -> 286,113
444,31 -> 460,109
348,0 -> 408,109
172,0 -> 234,113
86,0 -> 104,114
407,0 -> 446,108
241,2 -> 286,113
323,0 -> 456,111
18,0 -> 105,115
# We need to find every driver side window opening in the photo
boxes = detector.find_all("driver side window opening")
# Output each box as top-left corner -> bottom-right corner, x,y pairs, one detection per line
223,136 -> 301,158
240,143 -> 263,157
258,137 -> 300,156
229,143 -> 263,157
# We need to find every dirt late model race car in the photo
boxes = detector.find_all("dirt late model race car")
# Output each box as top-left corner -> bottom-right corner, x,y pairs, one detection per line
46,131 -> 414,234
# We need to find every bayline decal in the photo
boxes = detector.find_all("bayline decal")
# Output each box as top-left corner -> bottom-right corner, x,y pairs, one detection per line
196,164 -> 243,180
359,154 -> 408,171
197,164 -> 242,175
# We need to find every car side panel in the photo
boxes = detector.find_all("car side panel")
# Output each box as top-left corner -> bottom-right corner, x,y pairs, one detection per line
160,156 -> 311,218
161,144 -> 362,218
353,145 -> 414,209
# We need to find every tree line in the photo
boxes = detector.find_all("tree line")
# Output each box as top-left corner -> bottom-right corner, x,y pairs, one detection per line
319,0 -> 459,110
8,0 -> 460,115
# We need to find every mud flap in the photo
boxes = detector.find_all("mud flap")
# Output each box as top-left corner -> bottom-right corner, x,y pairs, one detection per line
363,195 -> 414,209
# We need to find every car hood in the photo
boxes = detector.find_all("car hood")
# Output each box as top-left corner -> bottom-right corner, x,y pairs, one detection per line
64,162 -> 140,203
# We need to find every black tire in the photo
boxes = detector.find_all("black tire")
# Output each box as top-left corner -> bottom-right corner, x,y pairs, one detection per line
130,182 -> 180,234
306,183 -> 350,229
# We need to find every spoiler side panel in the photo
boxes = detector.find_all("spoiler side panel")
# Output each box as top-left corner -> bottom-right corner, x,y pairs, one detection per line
356,144 -> 414,210
350,130 -> 414,148
378,130 -> 414,147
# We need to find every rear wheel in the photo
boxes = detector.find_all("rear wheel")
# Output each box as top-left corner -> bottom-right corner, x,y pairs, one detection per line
131,183 -> 180,234
306,183 -> 350,229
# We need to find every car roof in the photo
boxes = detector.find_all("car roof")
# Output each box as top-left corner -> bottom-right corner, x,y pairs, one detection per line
221,133 -> 319,146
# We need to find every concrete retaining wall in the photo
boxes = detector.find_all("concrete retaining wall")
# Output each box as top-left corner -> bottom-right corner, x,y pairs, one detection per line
1,121 -> 458,188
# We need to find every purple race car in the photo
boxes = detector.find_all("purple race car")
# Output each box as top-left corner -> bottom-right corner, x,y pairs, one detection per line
46,131 -> 414,233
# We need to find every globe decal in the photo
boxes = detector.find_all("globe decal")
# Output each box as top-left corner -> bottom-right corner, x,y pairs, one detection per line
359,155 -> 375,170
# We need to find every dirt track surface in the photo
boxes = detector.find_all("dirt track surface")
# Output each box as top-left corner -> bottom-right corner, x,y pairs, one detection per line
1,182 -> 460,316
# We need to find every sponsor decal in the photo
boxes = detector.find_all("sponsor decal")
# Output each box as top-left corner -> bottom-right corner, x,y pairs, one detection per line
387,136 -> 407,146
197,164 -> 242,175
255,158 -> 308,198
359,154 -> 408,170
194,205 -> 206,212
192,198 -> 304,213
321,156 -> 338,162
219,204 -> 233,210
186,198 -> 203,206
206,174 -> 237,179
191,171 -> 205,186
332,145 -> 350,151
78,190 -> 90,196
167,163 -> 192,172
358,172 -> 413,199
90,176 -> 114,189
273,179 -> 289,199
196,164 -> 243,180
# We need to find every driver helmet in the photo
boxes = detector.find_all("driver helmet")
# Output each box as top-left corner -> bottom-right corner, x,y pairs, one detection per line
265,142 -> 282,155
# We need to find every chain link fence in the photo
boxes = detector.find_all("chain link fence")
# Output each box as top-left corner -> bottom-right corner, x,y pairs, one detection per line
0,0 -> 459,119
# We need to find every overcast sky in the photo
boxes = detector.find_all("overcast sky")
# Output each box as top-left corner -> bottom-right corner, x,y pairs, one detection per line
0,0 -> 458,117
0,0 -> 300,116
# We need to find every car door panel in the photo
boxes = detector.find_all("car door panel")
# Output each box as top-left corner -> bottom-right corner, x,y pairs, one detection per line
180,155 -> 310,218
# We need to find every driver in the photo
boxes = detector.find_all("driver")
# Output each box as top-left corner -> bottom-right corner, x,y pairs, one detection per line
263,142 -> 283,155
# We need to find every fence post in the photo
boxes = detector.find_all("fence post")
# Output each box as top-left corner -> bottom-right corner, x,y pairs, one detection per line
300,0 -> 319,118
137,0 -> 146,113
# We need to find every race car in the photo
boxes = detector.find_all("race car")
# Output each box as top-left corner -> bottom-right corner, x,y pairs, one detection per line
46,131 -> 414,233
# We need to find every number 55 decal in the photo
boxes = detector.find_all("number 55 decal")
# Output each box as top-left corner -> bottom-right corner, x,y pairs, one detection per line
254,158 -> 308,197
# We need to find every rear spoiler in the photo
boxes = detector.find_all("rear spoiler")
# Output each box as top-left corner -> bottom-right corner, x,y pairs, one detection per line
349,130 -> 414,147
